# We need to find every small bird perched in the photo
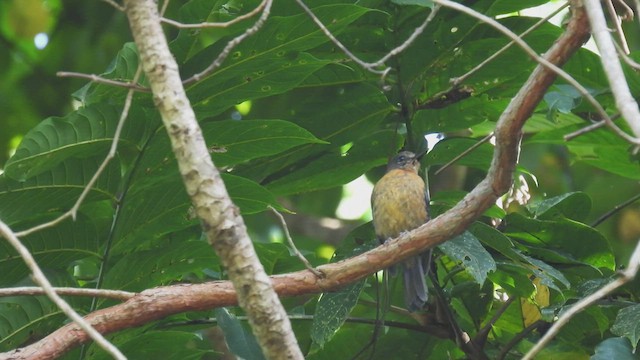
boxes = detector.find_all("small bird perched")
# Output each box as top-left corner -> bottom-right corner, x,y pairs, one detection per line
371,151 -> 430,312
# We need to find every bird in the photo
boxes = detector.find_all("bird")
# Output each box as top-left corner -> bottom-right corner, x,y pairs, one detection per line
371,150 -> 430,312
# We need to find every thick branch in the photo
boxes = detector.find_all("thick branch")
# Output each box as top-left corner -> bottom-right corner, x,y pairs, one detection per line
0,3 -> 591,359
121,0 -> 301,359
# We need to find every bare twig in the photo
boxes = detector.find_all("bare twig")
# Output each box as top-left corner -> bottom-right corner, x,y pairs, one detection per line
0,221 -> 126,360
475,296 -> 516,346
615,41 -> 640,71
563,119 -> 607,140
18,66 -> 143,238
584,0 -> 640,148
451,2 -> 570,86
182,0 -> 273,84
102,0 -> 124,12
161,0 -> 268,29
268,206 -> 324,278
57,71 -> 150,92
604,0 -> 631,54
295,0 -> 440,75
564,113 -> 622,141
0,287 -> 135,300
497,320 -> 544,360
434,0 -> 640,147
591,192 -> 640,227
434,133 -> 494,176
522,239 -> 640,360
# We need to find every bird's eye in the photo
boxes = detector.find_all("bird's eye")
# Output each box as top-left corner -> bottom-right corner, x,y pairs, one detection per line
397,155 -> 405,163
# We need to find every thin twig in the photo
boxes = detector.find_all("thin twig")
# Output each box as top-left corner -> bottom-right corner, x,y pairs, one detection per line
564,113 -> 621,141
159,0 -> 170,17
434,132 -> 494,176
591,192 -> 640,227
18,66 -> 144,237
57,71 -> 150,92
563,120 -> 607,140
616,43 -> 640,71
497,320 -> 544,360
182,0 -> 273,85
604,0 -> 631,54
613,0 -> 635,20
451,2 -> 569,86
474,296 -> 516,346
0,287 -> 135,300
583,0 -> 640,146
161,0 -> 268,29
101,0 -> 124,12
434,0 -> 640,147
0,221 -> 126,360
268,206 -> 324,278
295,0 -> 440,75
523,239 -> 640,360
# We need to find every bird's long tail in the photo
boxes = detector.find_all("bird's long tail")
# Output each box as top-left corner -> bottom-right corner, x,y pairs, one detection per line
403,250 -> 432,312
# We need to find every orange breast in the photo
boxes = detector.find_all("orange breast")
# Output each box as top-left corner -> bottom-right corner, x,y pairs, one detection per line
371,169 -> 428,240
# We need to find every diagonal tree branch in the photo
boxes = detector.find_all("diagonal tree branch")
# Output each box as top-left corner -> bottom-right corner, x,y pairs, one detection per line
0,2 -> 592,359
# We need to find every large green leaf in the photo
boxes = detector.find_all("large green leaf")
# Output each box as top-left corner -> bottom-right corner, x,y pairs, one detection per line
4,103 -> 156,181
215,308 -> 264,360
102,241 -> 218,292
611,304 -> 640,352
0,271 -> 77,352
0,216 -> 104,287
528,123 -> 640,180
240,83 -> 393,183
503,213 -> 615,270
91,331 -> 212,360
184,4 -> 375,117
0,158 -> 120,226
265,130 -> 395,195
529,192 -> 591,222
439,231 -> 496,285
426,137 -> 494,172
203,119 -> 327,168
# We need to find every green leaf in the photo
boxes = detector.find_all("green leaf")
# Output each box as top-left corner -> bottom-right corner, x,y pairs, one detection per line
530,192 -> 592,222
185,4 -> 375,117
592,337 -> 639,360
0,159 -> 119,226
76,43 -> 146,105
0,217 -> 103,287
528,124 -> 640,180
204,119 -> 327,167
611,304 -> 640,352
4,103 -> 156,181
242,83 -> 393,182
92,331 -> 212,360
503,213 -> 615,270
265,130 -> 396,195
102,241 -> 218,292
470,223 -> 570,290
311,238 -> 375,348
391,0 -> 433,7
0,270 -> 76,351
488,263 -> 535,297
426,137 -> 494,172
438,231 -> 496,285
215,308 -> 264,360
